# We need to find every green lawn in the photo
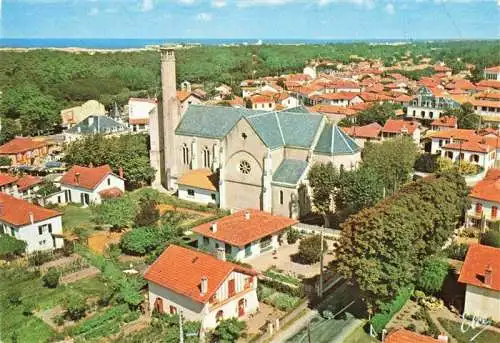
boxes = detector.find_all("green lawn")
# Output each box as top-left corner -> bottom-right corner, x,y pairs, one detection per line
0,268 -> 108,343
264,267 -> 301,286
438,318 -> 500,343
62,204 -> 95,231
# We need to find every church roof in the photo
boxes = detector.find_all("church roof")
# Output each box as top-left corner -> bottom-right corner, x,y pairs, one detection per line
284,105 -> 310,113
272,159 -> 309,187
314,123 -> 360,155
176,105 -> 323,150
66,115 -> 128,135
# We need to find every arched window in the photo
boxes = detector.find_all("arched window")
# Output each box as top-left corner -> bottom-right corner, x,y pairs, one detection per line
153,297 -> 164,314
492,206 -> 498,219
470,154 -> 480,163
182,144 -> 189,165
429,111 -> 434,119
445,151 -> 453,159
203,146 -> 211,168
216,310 -> 224,322
421,111 -> 425,118
476,203 -> 483,214
280,190 -> 284,205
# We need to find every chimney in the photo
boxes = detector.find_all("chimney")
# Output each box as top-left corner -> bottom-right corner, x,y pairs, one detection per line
119,167 -> 124,178
75,172 -> 81,185
200,276 -> 208,295
245,211 -> 251,220
484,265 -> 493,286
210,223 -> 217,233
438,334 -> 449,342
216,247 -> 226,261
29,212 -> 34,224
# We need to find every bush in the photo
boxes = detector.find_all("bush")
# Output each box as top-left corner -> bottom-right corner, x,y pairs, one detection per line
287,228 -> 300,244
134,195 -> 160,226
42,267 -> 60,288
92,196 -> 137,230
370,285 -> 414,333
422,308 -> 440,338
480,230 -> 500,248
268,293 -> 301,311
0,234 -> 27,258
259,277 -> 304,297
22,301 -> 35,316
212,318 -> 247,343
406,323 -> 416,332
28,250 -> 54,266
414,154 -> 438,173
296,235 -> 328,264
54,314 -> 65,326
445,242 -> 469,261
119,227 -> 162,256
65,295 -> 88,321
417,258 -> 449,295
6,290 -> 22,306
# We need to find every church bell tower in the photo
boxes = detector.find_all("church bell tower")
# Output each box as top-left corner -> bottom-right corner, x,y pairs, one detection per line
160,47 -> 180,189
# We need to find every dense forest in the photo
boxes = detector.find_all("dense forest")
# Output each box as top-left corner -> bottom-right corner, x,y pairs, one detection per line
0,40 -> 499,141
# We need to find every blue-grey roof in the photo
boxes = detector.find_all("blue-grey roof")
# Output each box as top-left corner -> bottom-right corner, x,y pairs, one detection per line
272,159 -> 308,187
283,105 -> 310,114
176,105 -> 323,150
314,124 -> 360,155
67,115 -> 128,135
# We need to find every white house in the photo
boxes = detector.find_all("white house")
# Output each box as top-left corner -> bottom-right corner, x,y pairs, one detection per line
406,87 -> 460,121
466,168 -> 500,230
128,98 -> 157,133
193,209 -> 298,261
484,66 -> 500,81
427,129 -> 478,155
381,119 -> 421,145
0,173 -> 19,197
177,168 -> 219,206
458,244 -> 500,321
59,165 -> 125,206
144,245 -> 259,331
0,193 -> 63,253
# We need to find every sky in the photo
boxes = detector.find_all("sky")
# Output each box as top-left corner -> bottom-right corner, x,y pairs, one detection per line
0,0 -> 499,39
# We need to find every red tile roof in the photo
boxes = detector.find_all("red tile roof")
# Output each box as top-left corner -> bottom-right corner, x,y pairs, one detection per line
458,243 -> 500,292
310,104 -> 357,116
382,119 -> 419,135
176,91 -> 192,102
321,92 -> 360,101
476,80 -> 500,90
385,329 -> 440,343
177,168 -> 218,192
431,116 -> 457,128
343,122 -> 382,139
144,245 -> 257,304
0,193 -> 61,226
192,209 -> 297,248
251,94 -> 273,104
129,118 -> 149,125
484,66 -> 500,73
0,173 -> 18,187
428,128 -> 478,141
61,165 -> 115,190
443,140 -> 492,153
469,168 -> 500,203
16,175 -> 42,192
0,137 -> 48,155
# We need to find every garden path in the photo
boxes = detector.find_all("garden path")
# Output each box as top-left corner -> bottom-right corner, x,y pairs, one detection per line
60,266 -> 100,284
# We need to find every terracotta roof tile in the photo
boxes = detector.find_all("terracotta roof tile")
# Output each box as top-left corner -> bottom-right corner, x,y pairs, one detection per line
458,243 -> 500,292
177,168 -> 218,192
428,128 -> 478,141
192,209 -> 297,248
144,245 -> 257,304
176,91 -> 192,102
0,193 -> 61,226
443,140 -> 492,153
0,137 -> 48,155
382,119 -> 419,135
0,173 -> 18,187
129,118 -> 149,125
61,165 -> 115,190
469,168 -> 500,203
431,116 -> 457,128
320,92 -> 360,101
485,66 -> 500,73
310,104 -> 357,116
16,175 -> 42,192
476,80 -> 500,90
386,329 -> 440,343
343,122 -> 382,139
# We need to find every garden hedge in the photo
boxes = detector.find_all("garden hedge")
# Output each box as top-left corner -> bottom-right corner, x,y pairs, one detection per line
370,285 -> 414,333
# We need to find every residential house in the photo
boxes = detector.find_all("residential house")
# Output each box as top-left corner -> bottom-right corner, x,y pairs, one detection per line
59,165 -> 125,206
0,137 -> 52,167
249,94 -> 275,111
145,245 -> 259,330
309,104 -> 357,123
441,140 -> 496,172
177,91 -> 204,116
214,84 -> 232,100
64,115 -> 129,143
0,193 -> 63,253
385,329 -> 447,343
60,100 -> 106,128
16,175 -> 42,201
319,92 -> 364,107
343,122 -> 382,147
381,119 -> 421,145
240,80 -> 266,98
0,173 -> 19,196
466,169 -> 500,230
194,209 -> 297,261
430,116 -> 458,131
177,168 -> 219,206
470,91 -> 500,126
484,66 -> 500,81
427,129 -> 478,155
128,98 -> 157,133
278,93 -> 301,109
406,87 -> 460,121
458,244 -> 500,321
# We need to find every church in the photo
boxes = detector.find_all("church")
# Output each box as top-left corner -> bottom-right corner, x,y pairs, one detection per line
149,47 -> 362,219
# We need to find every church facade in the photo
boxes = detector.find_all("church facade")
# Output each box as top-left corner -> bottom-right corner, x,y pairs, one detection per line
150,48 -> 362,218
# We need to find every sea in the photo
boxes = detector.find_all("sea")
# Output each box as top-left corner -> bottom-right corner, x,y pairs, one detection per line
0,38 -> 418,49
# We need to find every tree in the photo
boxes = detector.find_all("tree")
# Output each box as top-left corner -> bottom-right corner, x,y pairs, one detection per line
414,154 -> 438,173
296,235 -> 328,264
417,258 -> 449,295
362,137 -> 418,194
480,231 -> 500,248
442,103 -> 480,130
42,267 -> 60,288
92,196 -> 137,230
0,234 -> 27,258
65,295 -> 87,321
335,166 -> 384,214
308,162 -> 339,227
336,172 -> 468,309
356,103 -> 397,126
0,117 -> 21,144
120,227 -> 162,256
134,195 -> 160,227
212,318 -> 247,343
0,156 -> 12,167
